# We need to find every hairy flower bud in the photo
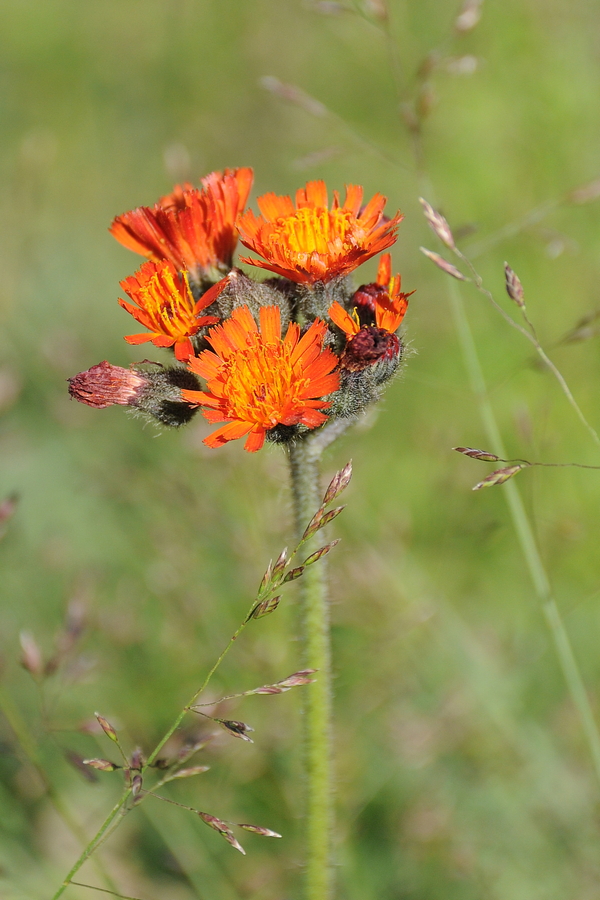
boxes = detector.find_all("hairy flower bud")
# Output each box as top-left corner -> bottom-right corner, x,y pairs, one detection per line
68,361 -> 146,409
213,268 -> 294,331
68,360 -> 203,428
351,282 -> 388,326
340,326 -> 401,373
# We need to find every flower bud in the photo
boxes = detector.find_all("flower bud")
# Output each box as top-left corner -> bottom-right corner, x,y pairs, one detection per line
68,361 -> 203,428
212,267 -> 293,332
68,361 -> 146,409
351,282 -> 388,326
341,327 -> 401,375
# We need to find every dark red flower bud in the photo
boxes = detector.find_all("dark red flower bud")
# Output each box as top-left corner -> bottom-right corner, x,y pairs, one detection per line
68,361 -> 146,409
340,326 -> 400,372
351,282 -> 388,326
68,360 -> 203,428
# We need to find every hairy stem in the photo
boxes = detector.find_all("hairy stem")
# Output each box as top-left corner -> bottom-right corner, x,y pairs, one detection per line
288,437 -> 334,900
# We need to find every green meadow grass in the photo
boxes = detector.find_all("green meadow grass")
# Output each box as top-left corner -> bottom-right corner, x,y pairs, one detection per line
1,1 -> 600,897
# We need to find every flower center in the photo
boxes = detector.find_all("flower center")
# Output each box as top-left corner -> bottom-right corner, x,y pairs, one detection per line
220,336 -> 307,427
143,269 -> 196,336
270,208 -> 362,257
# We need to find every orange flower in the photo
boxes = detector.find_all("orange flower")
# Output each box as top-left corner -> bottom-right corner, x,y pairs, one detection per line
110,167 -> 253,284
182,306 -> 340,452
329,253 -> 412,336
119,260 -> 223,361
237,180 -> 402,284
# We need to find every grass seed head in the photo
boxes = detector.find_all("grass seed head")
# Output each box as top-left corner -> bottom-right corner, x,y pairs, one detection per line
472,465 -> 524,491
419,198 -> 456,250
504,263 -> 525,307
420,247 -> 467,280
83,758 -> 120,772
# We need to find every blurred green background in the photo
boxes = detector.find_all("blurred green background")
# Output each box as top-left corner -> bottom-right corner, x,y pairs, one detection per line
2,1 -> 600,897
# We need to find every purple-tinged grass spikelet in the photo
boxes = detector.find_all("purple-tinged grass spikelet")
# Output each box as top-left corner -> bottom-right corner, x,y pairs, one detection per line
249,595 -> 281,619
216,719 -> 255,742
198,813 -> 246,855
19,632 -> 43,678
322,460 -> 353,506
303,505 -> 345,541
419,198 -> 456,250
236,823 -> 282,837
420,247 -> 467,281
504,263 -> 525,308
472,465 -> 524,491
272,547 -> 288,578
283,567 -> 304,584
94,713 -> 119,743
130,774 -> 143,799
454,447 -> 501,462
168,765 -> 210,780
303,539 -> 341,567
83,758 -> 120,772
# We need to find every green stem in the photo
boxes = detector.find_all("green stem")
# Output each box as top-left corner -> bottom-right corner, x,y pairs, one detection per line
448,279 -> 600,784
145,623 -> 245,768
51,608 -> 252,899
51,788 -> 130,899
288,437 -> 334,900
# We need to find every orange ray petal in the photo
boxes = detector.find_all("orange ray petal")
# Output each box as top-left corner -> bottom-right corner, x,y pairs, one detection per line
194,276 -> 229,314
256,193 -> 295,220
174,338 -> 194,361
328,301 -> 360,337
181,389 -> 221,407
204,420 -> 254,448
244,428 -> 266,452
300,409 -> 329,427
377,253 -> 392,286
259,306 -> 281,344
298,180 -> 328,209
124,333 -> 155,345
342,184 -> 363,216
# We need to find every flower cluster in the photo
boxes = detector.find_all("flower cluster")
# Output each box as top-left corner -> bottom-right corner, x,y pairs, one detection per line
69,168 -> 412,451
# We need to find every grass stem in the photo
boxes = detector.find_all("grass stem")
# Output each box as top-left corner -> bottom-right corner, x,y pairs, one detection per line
448,278 -> 600,784
50,620 -> 249,899
0,683 -> 121,896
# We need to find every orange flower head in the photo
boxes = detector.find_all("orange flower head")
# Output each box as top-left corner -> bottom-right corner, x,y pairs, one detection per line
329,253 -> 413,336
110,167 -> 254,283
237,180 -> 403,284
182,305 -> 340,452
118,260 -> 222,361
